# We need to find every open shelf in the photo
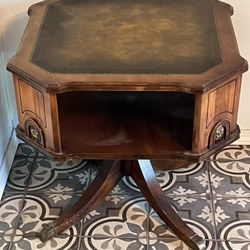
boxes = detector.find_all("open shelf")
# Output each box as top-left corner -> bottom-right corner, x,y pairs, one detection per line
57,91 -> 195,159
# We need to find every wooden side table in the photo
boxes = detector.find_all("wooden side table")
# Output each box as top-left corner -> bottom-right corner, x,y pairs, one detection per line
7,0 -> 248,249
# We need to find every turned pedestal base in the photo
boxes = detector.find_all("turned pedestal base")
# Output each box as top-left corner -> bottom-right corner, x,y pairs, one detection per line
39,160 -> 206,250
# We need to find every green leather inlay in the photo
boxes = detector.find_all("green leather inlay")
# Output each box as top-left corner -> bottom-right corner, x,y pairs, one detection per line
32,0 -> 222,74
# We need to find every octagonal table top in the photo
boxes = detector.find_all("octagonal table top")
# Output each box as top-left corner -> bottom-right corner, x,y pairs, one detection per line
7,0 -> 247,93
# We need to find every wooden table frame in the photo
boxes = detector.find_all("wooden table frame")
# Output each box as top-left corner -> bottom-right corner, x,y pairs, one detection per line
7,1 -> 248,249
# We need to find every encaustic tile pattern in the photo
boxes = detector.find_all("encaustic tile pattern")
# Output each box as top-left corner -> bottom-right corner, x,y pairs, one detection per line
0,144 -> 249,250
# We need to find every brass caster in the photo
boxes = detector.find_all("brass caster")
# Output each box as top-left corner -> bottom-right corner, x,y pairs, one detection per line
39,223 -> 57,242
188,234 -> 206,250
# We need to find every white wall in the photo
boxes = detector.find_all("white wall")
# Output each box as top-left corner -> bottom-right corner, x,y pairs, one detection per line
0,0 -> 42,125
0,0 -> 41,197
0,2 -> 16,195
0,40 -> 12,166
0,41 -> 14,197
224,0 -> 250,134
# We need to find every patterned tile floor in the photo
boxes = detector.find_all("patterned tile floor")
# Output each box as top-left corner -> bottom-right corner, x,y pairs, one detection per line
0,143 -> 250,250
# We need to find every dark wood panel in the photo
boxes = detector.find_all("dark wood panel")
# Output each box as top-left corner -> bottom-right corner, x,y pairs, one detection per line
13,76 -> 61,153
206,80 -> 236,127
57,92 -> 194,158
18,79 -> 47,127
192,75 -> 241,153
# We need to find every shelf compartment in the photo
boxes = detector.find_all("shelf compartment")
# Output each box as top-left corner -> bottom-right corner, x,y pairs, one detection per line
57,91 -> 195,159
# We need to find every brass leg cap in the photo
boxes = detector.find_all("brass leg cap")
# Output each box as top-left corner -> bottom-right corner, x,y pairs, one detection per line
189,234 -> 206,250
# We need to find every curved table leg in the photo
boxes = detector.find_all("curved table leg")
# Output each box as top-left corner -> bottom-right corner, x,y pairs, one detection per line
39,160 -> 123,242
130,160 -> 206,250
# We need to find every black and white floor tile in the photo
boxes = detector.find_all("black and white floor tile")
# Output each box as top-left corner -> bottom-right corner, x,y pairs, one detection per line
0,143 -> 250,250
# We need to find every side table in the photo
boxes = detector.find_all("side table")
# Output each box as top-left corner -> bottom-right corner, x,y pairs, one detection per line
7,0 -> 248,249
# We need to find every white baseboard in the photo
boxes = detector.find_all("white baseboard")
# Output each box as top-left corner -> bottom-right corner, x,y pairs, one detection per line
0,130 -> 19,199
233,129 -> 250,145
